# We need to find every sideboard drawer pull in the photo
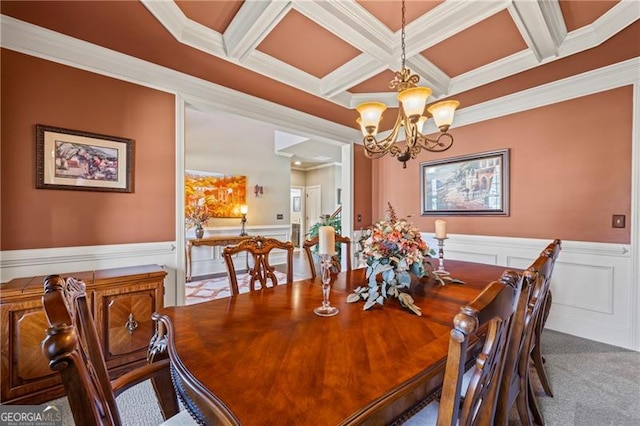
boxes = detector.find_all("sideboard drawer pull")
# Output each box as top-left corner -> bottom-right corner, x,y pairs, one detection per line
125,313 -> 138,334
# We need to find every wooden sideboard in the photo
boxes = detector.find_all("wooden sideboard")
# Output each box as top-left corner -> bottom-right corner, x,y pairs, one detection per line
0,264 -> 166,405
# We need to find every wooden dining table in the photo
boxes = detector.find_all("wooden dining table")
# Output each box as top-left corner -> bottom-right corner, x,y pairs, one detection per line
149,260 -> 514,426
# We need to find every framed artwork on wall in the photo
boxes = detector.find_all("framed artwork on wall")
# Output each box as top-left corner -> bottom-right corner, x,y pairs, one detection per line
36,124 -> 134,192
420,149 -> 510,216
292,196 -> 301,212
185,170 -> 247,219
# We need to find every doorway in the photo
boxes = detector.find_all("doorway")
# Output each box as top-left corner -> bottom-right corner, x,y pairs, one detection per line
290,186 -> 304,247
305,185 -> 321,237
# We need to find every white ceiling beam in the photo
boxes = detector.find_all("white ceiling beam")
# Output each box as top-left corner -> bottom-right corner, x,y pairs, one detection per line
320,54 -> 387,99
559,0 -> 640,57
403,0 -> 509,55
538,0 -> 568,47
509,0 -> 562,61
294,0 -> 395,63
140,0 -> 225,56
224,1 -> 292,61
405,56 -> 451,98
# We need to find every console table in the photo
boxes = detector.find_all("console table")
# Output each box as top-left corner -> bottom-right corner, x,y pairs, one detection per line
185,235 -> 251,282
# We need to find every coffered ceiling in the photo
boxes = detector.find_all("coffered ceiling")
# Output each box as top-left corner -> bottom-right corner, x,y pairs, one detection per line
1,1 -> 637,167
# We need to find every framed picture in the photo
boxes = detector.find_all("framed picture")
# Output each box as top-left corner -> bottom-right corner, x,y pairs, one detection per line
185,170 -> 247,218
420,149 -> 510,216
292,196 -> 301,212
36,124 -> 134,193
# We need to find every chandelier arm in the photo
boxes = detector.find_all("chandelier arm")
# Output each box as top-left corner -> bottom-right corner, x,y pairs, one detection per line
415,132 -> 454,152
363,111 -> 404,155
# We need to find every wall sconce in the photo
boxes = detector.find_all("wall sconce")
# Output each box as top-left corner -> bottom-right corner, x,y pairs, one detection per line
239,204 -> 248,236
254,185 -> 263,197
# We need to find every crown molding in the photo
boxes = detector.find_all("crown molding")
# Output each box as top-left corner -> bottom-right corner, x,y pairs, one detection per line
1,14 -> 636,145
424,57 -> 640,133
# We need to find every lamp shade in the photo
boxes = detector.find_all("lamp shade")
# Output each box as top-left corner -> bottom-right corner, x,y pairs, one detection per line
356,102 -> 386,134
240,205 -> 248,214
416,116 -> 428,134
427,100 -> 460,130
356,118 -> 369,137
397,87 -> 432,119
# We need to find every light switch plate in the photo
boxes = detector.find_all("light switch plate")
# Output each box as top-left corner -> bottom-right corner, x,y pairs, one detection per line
612,215 -> 625,228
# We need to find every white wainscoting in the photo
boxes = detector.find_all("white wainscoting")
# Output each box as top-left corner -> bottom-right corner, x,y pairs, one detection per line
421,234 -> 633,350
0,242 -> 179,306
188,225 -> 292,278
2,233 -> 633,349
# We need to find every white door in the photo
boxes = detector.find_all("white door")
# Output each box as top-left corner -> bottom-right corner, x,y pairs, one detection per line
305,185 -> 322,236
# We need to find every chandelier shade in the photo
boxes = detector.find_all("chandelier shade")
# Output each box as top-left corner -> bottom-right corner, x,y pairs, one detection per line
427,100 -> 460,131
397,87 -> 432,119
356,0 -> 459,168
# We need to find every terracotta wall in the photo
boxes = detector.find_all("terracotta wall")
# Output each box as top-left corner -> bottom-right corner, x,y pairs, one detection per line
353,144 -> 373,228
1,49 -> 176,250
371,86 -> 632,244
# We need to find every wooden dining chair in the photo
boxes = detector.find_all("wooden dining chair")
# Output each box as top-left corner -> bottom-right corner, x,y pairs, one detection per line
531,239 -> 562,398
495,241 -> 562,426
495,261 -> 549,426
41,275 -> 193,426
303,234 -> 352,279
223,235 -> 294,295
403,270 -> 522,426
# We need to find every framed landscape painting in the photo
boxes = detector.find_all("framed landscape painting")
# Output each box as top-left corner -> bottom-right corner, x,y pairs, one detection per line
185,170 -> 247,218
36,124 -> 134,192
420,149 -> 510,216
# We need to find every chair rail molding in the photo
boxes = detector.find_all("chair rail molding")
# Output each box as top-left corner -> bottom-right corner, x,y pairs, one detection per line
421,233 -> 634,350
0,242 -> 179,307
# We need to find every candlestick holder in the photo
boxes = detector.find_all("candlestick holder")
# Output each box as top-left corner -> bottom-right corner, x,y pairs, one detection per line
314,254 -> 339,317
435,237 -> 450,276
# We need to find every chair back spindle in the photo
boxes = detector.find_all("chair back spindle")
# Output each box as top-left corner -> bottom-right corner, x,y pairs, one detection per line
223,236 -> 294,295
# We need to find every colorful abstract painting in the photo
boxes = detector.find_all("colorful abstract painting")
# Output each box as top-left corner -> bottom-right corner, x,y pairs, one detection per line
185,170 -> 247,219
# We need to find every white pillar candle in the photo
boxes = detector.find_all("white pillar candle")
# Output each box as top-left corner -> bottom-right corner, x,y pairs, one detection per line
318,226 -> 336,255
435,219 -> 447,239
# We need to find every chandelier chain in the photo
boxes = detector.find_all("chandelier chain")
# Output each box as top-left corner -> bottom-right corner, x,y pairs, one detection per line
401,0 -> 406,71
355,0 -> 459,168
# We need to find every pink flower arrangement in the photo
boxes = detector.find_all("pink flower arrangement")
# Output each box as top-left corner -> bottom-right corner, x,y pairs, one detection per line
350,203 -> 465,315
360,203 -> 432,277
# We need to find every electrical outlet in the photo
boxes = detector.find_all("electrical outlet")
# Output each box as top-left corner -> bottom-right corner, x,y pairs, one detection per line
357,214 -> 362,222
276,214 -> 283,220
612,215 -> 625,228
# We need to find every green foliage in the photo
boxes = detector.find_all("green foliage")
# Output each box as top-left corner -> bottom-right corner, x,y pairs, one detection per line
307,215 -> 342,257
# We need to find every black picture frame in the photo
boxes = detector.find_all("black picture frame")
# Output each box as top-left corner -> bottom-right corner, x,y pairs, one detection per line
420,149 -> 510,216
36,124 -> 134,193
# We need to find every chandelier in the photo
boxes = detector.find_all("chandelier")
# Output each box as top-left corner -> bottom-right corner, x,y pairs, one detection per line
356,0 -> 459,168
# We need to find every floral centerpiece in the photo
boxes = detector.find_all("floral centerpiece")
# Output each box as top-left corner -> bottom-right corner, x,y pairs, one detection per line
347,203 -> 463,315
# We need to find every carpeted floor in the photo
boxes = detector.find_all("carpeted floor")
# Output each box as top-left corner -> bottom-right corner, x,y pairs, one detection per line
44,329 -> 640,425
528,331 -> 640,426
